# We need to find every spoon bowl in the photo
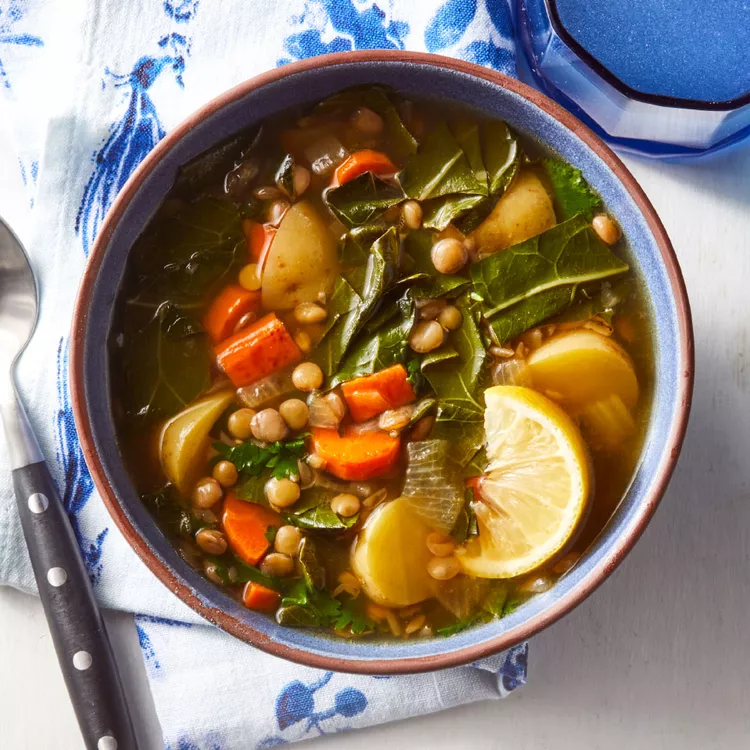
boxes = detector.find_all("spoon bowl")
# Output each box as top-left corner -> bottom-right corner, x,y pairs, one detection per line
0,219 -> 37,369
0,216 -> 137,749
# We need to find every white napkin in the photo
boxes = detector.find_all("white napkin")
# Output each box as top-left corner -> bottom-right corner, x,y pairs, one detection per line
0,1 -> 527,746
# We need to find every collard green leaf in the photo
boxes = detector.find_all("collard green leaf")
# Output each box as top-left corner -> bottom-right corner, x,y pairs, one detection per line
264,525 -> 278,544
408,397 -> 437,427
541,157 -> 601,220
424,299 -> 488,422
325,173 -> 404,227
353,227 -> 401,299
142,485 -> 197,540
482,121 -> 519,195
127,197 -> 245,307
314,228 -> 400,376
205,554 -> 287,590
486,285 -> 577,344
235,475 -> 269,505
173,130 -> 256,196
434,576 -> 491,620
285,487 -> 359,531
290,505 -> 359,531
554,277 -> 636,324
483,583 -> 510,617
399,121 -> 487,201
431,420 -> 485,468
339,225 -> 385,266
403,230 -> 470,298
452,120 -> 488,188
317,86 -> 417,161
465,447 -> 487,477
330,294 -> 416,387
470,214 -> 629,318
421,347 -> 459,370
311,276 -> 362,376
454,195 -> 496,235
421,193 -> 486,231
298,538 -> 325,590
274,153 -> 296,199
121,302 -> 211,421
424,300 -> 488,468
451,123 -> 520,234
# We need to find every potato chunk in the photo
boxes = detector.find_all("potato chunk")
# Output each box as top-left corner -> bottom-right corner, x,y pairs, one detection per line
470,170 -> 556,254
261,201 -> 339,310
351,497 -> 434,607
159,390 -> 234,495
527,329 -> 639,413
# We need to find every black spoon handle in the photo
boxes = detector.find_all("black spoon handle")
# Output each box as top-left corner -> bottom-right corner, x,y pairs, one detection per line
13,460 -> 138,750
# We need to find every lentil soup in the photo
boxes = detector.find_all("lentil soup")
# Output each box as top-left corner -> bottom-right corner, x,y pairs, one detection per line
111,86 -> 652,639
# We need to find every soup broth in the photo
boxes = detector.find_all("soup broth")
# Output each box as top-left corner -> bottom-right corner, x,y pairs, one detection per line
111,86 -> 652,639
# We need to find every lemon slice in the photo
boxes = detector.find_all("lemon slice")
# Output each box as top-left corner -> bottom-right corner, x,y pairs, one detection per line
457,386 -> 590,579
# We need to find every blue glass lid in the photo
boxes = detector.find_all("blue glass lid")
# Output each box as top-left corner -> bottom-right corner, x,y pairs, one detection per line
550,0 -> 750,107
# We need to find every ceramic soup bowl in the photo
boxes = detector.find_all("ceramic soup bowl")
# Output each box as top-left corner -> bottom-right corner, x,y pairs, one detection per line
71,51 -> 693,674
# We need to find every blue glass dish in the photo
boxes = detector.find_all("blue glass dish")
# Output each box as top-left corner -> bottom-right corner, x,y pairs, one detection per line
516,0 -> 750,158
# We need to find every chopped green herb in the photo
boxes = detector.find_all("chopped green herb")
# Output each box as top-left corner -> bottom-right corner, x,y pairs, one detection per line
213,438 -> 306,480
436,613 -> 482,637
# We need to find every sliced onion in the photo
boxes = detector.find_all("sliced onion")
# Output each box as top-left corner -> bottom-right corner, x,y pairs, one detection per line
434,577 -> 490,620
297,460 -> 315,489
347,417 -> 382,436
237,370 -> 294,409
491,358 -> 532,387
304,136 -> 348,176
307,391 -> 344,429
583,316 -> 614,337
517,575 -> 553,595
402,440 -> 463,533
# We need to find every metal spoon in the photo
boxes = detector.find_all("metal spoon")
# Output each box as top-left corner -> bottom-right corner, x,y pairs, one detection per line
0,216 -> 137,750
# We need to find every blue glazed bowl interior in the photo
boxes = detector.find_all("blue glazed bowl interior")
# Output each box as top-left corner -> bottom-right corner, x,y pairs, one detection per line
80,60 -> 684,669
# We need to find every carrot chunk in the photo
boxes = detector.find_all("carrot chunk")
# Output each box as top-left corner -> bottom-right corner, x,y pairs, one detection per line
243,582 -> 280,612
215,313 -> 302,387
242,219 -> 277,264
334,150 -> 398,186
203,283 -> 261,343
222,492 -> 281,566
311,426 -> 400,481
341,364 -> 416,422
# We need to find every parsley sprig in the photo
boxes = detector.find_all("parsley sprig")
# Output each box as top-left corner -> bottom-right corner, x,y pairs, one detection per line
278,580 -> 374,634
213,437 -> 306,480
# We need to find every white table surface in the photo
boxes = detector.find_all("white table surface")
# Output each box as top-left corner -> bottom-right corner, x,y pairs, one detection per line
2,147 -> 750,749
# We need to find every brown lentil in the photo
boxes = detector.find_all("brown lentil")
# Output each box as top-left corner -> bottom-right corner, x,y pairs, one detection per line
192,478 -> 223,509
227,408 -> 256,439
212,461 -> 238,488
195,528 -> 228,556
